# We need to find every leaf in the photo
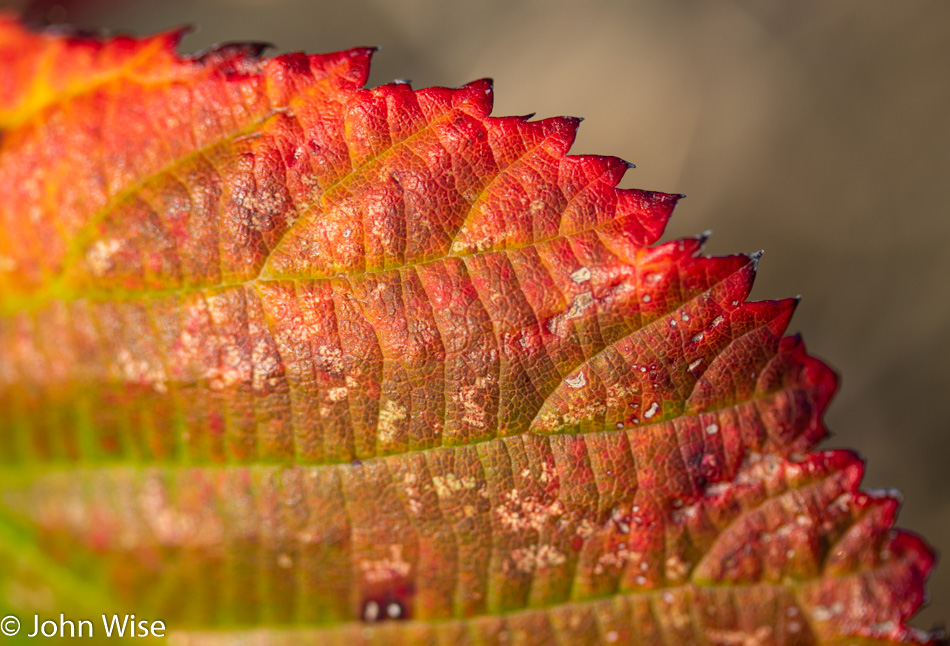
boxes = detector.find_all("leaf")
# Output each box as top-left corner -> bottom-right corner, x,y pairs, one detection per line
0,16 -> 939,645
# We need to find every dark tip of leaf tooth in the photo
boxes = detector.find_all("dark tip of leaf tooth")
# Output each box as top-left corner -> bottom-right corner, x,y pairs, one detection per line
781,295 -> 803,317
468,78 -> 494,92
245,42 -> 275,57
564,116 -> 584,132
347,47 -> 379,87
659,191 -> 686,208
161,26 -> 197,52
194,41 -> 274,63
330,46 -> 379,66
355,46 -> 381,62
393,78 -> 412,85
460,79 -> 494,114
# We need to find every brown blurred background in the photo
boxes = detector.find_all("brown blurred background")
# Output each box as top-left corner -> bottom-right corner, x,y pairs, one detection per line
3,0 -> 948,630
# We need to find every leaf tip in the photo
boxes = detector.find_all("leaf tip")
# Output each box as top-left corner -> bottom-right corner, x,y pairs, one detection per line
748,249 -> 764,270
470,77 -> 494,91
560,115 -> 584,130
459,78 -> 494,114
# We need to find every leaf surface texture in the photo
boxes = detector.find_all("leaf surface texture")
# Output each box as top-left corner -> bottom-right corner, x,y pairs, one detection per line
0,17 -> 938,645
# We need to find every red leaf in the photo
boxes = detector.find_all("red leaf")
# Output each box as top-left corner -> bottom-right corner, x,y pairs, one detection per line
0,16 -> 939,644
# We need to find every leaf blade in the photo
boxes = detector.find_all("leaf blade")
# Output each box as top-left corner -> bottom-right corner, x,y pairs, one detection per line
0,17 -> 938,645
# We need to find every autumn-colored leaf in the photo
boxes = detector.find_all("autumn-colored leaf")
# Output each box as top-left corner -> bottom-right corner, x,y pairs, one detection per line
0,16 -> 939,645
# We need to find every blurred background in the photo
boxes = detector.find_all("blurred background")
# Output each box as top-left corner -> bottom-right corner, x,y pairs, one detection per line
3,0 -> 948,629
